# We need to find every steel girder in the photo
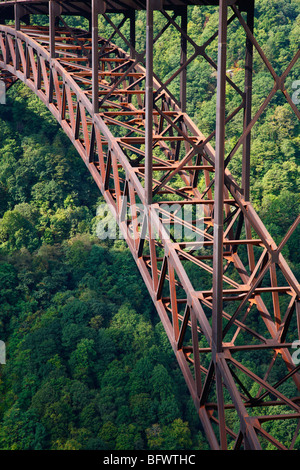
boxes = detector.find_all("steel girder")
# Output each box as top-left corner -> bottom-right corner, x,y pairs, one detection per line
0,0 -> 299,450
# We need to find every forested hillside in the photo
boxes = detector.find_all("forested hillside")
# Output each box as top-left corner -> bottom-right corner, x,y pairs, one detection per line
0,0 -> 299,450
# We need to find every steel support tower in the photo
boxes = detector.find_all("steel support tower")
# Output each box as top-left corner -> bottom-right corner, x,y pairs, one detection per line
0,0 -> 299,450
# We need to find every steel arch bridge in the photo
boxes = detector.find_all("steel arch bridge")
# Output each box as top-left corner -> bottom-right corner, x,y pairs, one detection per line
0,0 -> 299,450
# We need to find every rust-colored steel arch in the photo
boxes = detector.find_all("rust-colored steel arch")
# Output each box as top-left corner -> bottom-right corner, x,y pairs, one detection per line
0,0 -> 299,450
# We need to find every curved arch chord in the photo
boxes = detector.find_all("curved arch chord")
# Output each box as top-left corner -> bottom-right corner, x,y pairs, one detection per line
0,21 -> 299,450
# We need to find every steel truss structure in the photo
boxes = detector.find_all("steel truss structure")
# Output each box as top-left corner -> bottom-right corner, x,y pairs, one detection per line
0,0 -> 299,450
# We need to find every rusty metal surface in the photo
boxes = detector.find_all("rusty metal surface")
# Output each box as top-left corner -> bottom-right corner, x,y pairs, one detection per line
0,0 -> 250,20
0,0 -> 299,450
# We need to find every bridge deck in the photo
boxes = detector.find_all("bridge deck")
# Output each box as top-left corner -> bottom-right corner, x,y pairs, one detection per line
0,0 -> 299,451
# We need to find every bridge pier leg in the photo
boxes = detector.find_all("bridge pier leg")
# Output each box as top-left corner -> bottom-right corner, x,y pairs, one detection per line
145,0 -> 154,206
212,0 -> 227,357
91,1 -> 106,114
49,1 -> 62,58
145,0 -> 163,206
129,9 -> 136,60
92,0 -> 99,114
242,0 -> 254,202
180,6 -> 187,113
14,4 -> 21,30
49,1 -> 56,59
14,4 -> 22,69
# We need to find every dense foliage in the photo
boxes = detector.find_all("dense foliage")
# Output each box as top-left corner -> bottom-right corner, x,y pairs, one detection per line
0,0 -> 299,450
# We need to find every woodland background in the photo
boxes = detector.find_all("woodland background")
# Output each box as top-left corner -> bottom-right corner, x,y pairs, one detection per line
0,0 -> 299,450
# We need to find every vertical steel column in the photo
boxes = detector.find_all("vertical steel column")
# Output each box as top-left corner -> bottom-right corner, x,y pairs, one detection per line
49,1 -> 61,104
129,9 -> 136,59
14,4 -> 21,30
92,0 -> 106,114
212,2 -> 228,448
49,0 -> 56,59
14,4 -> 22,70
145,0 -> 154,206
242,0 -> 254,201
212,0 -> 228,356
180,6 -> 187,113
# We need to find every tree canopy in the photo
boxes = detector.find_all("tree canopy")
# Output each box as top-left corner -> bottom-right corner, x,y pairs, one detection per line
0,1 -> 299,450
